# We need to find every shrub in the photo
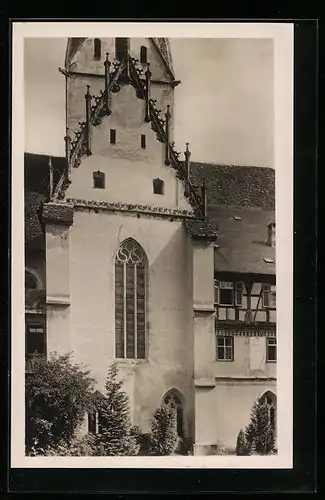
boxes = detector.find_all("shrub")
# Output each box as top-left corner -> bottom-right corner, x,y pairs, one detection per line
236,428 -> 250,456
149,402 -> 179,456
244,400 -> 276,455
94,363 -> 139,456
39,433 -> 97,457
25,352 -> 95,455
131,426 -> 153,456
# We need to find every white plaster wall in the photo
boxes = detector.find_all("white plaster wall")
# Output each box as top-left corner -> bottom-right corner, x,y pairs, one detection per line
68,209 -> 193,434
195,382 -> 277,450
214,336 -> 276,378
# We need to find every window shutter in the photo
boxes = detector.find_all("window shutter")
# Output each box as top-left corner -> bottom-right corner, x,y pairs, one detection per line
262,283 -> 270,307
235,282 -> 243,306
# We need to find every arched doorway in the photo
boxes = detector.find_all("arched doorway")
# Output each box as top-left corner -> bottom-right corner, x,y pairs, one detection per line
259,391 -> 277,432
163,389 -> 185,439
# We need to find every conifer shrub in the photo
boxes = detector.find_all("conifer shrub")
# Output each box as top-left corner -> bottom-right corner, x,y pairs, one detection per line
149,402 -> 179,456
94,363 -> 139,456
236,428 -> 250,456
244,399 -> 276,455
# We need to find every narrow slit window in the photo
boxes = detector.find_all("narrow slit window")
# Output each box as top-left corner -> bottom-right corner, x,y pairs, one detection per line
115,38 -> 129,61
140,46 -> 147,64
93,171 -> 105,189
110,129 -> 116,144
153,178 -> 164,195
141,134 -> 146,149
266,337 -> 277,362
94,38 -> 101,59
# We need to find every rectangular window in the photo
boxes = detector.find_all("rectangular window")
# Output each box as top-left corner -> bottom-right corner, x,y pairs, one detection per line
266,337 -> 277,362
110,129 -> 116,144
141,134 -> 146,149
215,281 -> 234,306
262,283 -> 276,308
94,38 -> 101,59
25,324 -> 45,356
93,171 -> 105,189
115,38 -> 129,61
216,336 -> 234,361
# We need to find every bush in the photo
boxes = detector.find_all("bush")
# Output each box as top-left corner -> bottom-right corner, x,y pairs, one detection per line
131,426 -> 152,456
25,352 -> 95,455
244,400 -> 276,455
149,402 -> 179,456
34,433 -> 98,457
236,428 -> 250,456
94,363 -> 139,456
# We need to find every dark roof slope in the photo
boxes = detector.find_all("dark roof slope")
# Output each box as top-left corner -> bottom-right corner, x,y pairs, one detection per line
25,152 -> 67,249
209,205 -> 275,276
190,162 -> 275,211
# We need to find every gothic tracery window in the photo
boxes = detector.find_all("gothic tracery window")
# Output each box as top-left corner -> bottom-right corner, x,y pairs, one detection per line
115,239 -> 147,359
260,391 -> 277,432
164,390 -> 184,438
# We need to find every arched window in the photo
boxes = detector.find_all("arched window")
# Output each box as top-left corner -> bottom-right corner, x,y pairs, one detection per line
115,38 -> 129,62
260,391 -> 277,432
115,238 -> 147,359
153,178 -> 164,195
163,390 -> 184,438
140,45 -> 147,64
94,38 -> 101,59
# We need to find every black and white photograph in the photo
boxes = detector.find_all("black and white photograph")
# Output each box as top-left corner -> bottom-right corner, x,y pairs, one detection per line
11,22 -> 294,469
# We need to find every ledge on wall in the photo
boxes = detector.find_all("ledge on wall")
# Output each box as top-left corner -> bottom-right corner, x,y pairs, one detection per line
194,378 -> 216,388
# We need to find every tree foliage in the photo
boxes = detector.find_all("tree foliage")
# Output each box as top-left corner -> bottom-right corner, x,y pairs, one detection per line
244,399 -> 276,455
149,402 -> 179,456
25,352 -> 95,455
94,363 -> 139,456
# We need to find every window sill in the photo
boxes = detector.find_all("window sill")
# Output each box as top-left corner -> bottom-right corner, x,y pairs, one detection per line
266,360 -> 277,363
216,359 -> 234,362
115,358 -> 148,364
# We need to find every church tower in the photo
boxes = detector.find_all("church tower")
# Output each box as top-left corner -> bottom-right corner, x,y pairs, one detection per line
41,37 -> 217,445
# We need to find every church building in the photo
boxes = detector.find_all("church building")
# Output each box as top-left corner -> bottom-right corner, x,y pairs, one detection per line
25,37 -> 276,455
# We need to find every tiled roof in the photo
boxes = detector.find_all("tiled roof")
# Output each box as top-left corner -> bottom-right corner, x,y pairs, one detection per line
65,37 -> 174,78
189,162 -> 275,211
209,204 -> 275,276
25,153 -> 67,250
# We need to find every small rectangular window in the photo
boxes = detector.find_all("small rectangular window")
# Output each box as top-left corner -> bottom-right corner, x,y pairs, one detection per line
94,38 -> 101,59
216,336 -> 234,361
93,171 -> 105,189
110,129 -> 116,144
141,134 -> 146,149
266,337 -> 277,362
140,45 -> 147,64
215,281 -> 234,306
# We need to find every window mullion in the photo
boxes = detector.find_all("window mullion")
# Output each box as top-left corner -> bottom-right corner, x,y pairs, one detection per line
123,262 -> 126,359
134,264 -> 137,359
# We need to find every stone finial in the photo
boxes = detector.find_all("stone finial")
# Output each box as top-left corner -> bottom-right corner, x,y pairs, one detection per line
184,143 -> 191,181
165,104 -> 171,120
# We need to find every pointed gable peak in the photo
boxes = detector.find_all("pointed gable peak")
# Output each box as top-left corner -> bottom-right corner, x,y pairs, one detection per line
65,37 -> 175,78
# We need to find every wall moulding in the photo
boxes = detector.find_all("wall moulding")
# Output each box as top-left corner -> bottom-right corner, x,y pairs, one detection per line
66,198 -> 196,220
